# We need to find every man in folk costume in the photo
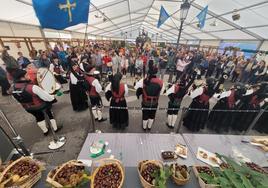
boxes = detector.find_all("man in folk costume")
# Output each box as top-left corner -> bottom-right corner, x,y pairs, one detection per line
165,72 -> 197,128
84,65 -> 107,122
207,82 -> 248,133
49,56 -> 67,84
69,55 -> 88,112
135,61 -> 163,130
12,69 -> 62,135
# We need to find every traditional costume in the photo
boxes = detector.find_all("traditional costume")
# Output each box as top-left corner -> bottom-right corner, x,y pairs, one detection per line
105,73 -> 129,129
84,66 -> 106,122
165,73 -> 196,128
135,64 -> 163,130
49,57 -> 67,84
207,83 -> 247,133
183,78 -> 218,132
12,69 -> 61,135
69,58 -> 88,112
233,83 -> 268,132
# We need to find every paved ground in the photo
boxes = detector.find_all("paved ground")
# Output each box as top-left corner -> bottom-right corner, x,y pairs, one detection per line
0,74 -> 263,165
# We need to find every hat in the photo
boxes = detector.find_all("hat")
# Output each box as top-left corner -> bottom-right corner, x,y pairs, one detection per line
84,64 -> 94,73
13,69 -> 27,81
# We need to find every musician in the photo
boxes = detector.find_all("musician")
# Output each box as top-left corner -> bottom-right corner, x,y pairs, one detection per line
69,55 -> 88,112
105,73 -> 129,129
84,65 -> 107,122
165,72 -> 196,128
183,77 -> 218,132
49,56 -> 67,84
233,83 -> 268,132
135,61 -> 163,131
12,69 -> 61,136
207,82 -> 247,133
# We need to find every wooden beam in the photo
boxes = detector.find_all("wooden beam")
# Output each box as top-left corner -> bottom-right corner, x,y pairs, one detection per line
0,38 -> 4,49
28,38 -> 34,50
23,38 -> 31,53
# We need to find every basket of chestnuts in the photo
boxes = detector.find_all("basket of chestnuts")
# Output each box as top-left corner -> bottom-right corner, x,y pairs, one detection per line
46,160 -> 88,188
90,158 -> 125,188
193,166 -> 220,188
137,160 -> 163,188
0,157 -> 44,188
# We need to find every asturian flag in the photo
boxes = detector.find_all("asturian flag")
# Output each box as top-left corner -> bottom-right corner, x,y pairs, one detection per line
157,6 -> 170,28
33,0 -> 90,30
196,5 -> 208,29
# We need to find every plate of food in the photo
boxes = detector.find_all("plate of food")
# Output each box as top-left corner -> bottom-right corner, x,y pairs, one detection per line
175,144 -> 188,159
251,137 -> 268,152
161,151 -> 178,160
197,147 -> 221,167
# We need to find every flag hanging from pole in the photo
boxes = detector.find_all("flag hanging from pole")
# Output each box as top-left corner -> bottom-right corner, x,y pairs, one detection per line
32,0 -> 90,30
157,6 -> 170,28
196,5 -> 208,29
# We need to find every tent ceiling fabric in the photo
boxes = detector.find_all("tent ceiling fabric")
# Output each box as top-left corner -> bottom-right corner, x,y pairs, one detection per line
1,0 -> 268,41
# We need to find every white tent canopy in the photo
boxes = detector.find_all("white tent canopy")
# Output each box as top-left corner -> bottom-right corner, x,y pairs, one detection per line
1,0 -> 268,42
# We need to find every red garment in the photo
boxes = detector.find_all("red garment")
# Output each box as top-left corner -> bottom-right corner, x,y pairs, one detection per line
112,83 -> 125,103
14,83 -> 45,110
103,56 -> 112,65
142,55 -> 147,66
227,90 -> 236,108
142,78 -> 163,103
198,88 -> 210,105
85,75 -> 98,97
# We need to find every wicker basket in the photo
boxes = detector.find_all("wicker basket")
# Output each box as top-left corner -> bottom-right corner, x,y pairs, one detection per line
90,158 -> 125,188
0,157 -> 44,188
46,160 -> 86,188
192,166 -> 219,188
137,160 -> 163,188
171,165 -> 190,186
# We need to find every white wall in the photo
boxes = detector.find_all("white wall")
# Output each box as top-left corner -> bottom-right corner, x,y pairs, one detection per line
259,41 -> 268,51
200,40 -> 220,47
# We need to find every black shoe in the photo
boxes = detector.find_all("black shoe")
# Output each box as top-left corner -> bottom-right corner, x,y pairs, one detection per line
55,125 -> 63,133
166,123 -> 172,128
44,130 -> 49,136
98,118 -> 107,122
95,118 -> 98,121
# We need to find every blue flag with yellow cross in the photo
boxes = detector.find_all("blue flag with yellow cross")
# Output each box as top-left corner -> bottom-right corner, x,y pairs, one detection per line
33,0 -> 90,30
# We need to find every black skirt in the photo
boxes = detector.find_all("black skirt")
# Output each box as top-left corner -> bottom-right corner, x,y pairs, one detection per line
253,104 -> 268,133
109,98 -> 129,129
183,99 -> 209,132
207,100 -> 233,133
69,83 -> 88,111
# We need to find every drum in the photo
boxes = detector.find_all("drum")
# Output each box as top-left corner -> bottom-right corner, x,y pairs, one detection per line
37,68 -> 59,94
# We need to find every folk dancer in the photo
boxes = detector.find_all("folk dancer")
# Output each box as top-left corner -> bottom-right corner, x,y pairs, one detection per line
135,62 -> 163,130
12,69 -> 62,135
105,73 -> 129,129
